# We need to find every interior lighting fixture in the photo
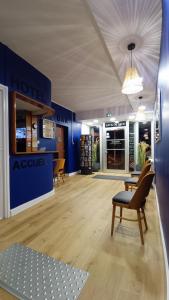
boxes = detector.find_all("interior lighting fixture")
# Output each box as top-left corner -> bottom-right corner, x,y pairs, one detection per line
86,121 -> 93,126
138,105 -> 146,111
121,43 -> 143,95
93,119 -> 98,123
135,110 -> 145,121
110,117 -> 116,121
138,97 -> 146,111
128,115 -> 135,120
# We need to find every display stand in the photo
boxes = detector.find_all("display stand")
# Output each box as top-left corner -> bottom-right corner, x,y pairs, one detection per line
80,135 -> 92,175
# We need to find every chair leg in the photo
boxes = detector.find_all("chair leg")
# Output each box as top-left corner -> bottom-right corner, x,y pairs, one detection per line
137,209 -> 144,245
120,207 -> 122,223
111,204 -> 116,236
141,207 -> 148,231
125,183 -> 128,191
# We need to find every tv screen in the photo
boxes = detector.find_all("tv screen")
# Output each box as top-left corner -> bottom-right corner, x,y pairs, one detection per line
16,128 -> 26,139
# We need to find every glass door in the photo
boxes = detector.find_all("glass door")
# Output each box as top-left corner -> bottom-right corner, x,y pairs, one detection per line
106,128 -> 125,170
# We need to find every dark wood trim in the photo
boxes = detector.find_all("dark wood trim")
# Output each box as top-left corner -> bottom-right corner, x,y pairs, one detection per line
12,91 -> 55,116
10,91 -> 56,154
11,92 -> 16,154
12,151 -> 59,155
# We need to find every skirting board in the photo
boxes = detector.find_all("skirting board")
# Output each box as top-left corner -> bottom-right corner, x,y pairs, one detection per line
10,189 -> 55,216
154,184 -> 169,300
67,171 -> 79,176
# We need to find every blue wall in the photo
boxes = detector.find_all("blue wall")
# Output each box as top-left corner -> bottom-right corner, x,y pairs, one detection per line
0,43 -> 51,105
0,42 -> 81,209
10,154 -> 53,209
156,0 -> 169,261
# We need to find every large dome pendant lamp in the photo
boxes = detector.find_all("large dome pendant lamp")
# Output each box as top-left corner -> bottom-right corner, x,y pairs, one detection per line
121,43 -> 143,95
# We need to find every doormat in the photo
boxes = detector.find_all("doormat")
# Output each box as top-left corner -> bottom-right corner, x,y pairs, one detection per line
0,243 -> 89,300
93,175 -> 129,181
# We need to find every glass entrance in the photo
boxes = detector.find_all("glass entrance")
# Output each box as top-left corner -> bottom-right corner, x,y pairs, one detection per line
106,129 -> 125,170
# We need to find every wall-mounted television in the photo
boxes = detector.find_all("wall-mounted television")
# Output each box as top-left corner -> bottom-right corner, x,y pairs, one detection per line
16,127 -> 26,139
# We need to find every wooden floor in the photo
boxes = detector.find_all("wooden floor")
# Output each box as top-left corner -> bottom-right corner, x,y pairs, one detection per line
0,174 -> 166,300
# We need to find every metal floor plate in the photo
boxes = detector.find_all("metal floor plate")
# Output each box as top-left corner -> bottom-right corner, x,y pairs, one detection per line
0,244 -> 89,300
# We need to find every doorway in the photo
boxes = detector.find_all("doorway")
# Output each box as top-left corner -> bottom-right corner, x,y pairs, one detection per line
0,84 -> 10,219
103,125 -> 128,172
56,125 -> 65,158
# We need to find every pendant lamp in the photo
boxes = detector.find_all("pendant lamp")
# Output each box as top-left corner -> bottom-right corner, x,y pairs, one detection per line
121,43 -> 143,95
136,96 -> 146,120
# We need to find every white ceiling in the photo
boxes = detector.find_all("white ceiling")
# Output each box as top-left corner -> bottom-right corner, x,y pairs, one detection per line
0,0 -> 162,120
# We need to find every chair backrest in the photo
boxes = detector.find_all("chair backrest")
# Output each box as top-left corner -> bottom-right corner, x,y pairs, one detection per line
136,163 -> 151,186
129,171 -> 155,209
54,158 -> 65,174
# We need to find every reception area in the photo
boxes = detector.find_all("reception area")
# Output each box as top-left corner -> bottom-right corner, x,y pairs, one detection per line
0,0 -> 169,299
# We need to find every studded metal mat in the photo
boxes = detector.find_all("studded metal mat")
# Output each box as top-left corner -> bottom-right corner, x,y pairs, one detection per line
0,244 -> 89,300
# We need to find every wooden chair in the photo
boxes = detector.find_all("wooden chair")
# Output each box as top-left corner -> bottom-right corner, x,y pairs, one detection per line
111,171 -> 155,245
124,162 -> 151,191
131,159 -> 151,177
53,158 -> 65,184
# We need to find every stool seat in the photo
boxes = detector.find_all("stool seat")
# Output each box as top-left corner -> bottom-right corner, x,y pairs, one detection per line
131,171 -> 141,177
124,177 -> 137,184
112,191 -> 135,204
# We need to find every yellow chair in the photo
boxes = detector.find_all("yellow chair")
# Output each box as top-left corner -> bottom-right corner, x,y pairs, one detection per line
111,171 -> 155,245
53,158 -> 65,184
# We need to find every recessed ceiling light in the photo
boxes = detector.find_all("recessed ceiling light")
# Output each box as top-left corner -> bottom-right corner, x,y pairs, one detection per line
110,117 -> 116,121
138,105 -> 146,111
86,122 -> 93,126
93,119 -> 98,123
135,111 -> 145,121
129,115 -> 135,120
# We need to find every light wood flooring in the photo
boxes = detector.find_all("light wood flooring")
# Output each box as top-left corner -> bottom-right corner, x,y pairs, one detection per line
0,173 -> 166,300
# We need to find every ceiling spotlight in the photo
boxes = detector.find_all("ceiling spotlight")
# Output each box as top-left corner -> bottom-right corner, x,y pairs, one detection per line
135,111 -> 145,121
93,119 -> 98,123
110,117 -> 116,121
121,43 -> 143,95
138,105 -> 146,111
138,96 -> 146,111
129,115 -> 135,120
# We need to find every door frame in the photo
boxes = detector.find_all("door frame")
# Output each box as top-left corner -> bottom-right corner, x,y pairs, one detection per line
0,84 -> 10,219
102,122 -> 129,173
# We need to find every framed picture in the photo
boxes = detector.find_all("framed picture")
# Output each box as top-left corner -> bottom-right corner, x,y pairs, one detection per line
155,88 -> 161,143
42,119 -> 56,139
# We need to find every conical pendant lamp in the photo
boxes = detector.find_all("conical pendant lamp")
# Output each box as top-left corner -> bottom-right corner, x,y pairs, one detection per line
121,43 -> 143,95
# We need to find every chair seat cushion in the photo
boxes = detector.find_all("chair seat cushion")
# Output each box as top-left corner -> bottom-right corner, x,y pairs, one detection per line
124,177 -> 138,184
131,171 -> 141,176
112,191 -> 135,204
